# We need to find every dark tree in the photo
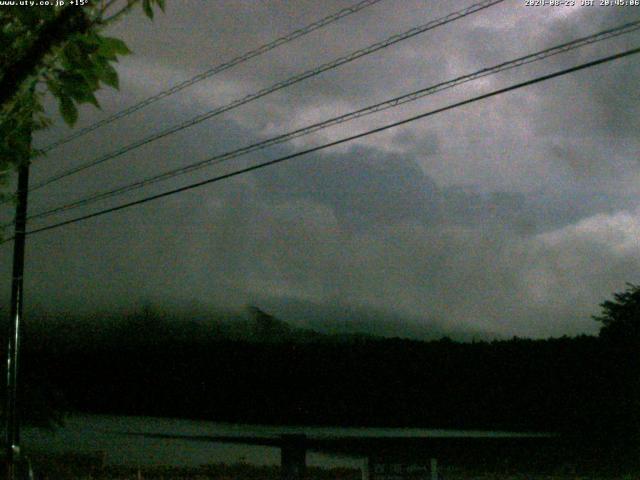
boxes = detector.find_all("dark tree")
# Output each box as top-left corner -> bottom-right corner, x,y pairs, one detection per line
593,283 -> 640,442
594,283 -> 640,343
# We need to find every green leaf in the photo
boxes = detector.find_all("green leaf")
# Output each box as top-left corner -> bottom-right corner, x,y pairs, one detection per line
95,60 -> 119,89
58,72 -> 97,105
58,72 -> 87,89
12,9 -> 41,27
46,78 -> 62,97
78,67 -> 100,91
61,43 -> 85,70
155,0 -> 166,12
60,80 -> 100,108
81,90 -> 100,108
143,0 -> 154,19
59,95 -> 78,126
77,31 -> 101,53
98,36 -> 132,57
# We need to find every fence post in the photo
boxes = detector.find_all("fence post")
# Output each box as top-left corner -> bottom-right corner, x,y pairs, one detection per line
361,456 -> 370,480
280,434 -> 306,480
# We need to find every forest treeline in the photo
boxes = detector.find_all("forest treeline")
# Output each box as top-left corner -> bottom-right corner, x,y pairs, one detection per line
3,285 -> 640,446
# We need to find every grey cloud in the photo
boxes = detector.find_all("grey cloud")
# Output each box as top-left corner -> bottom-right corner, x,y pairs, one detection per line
1,0 -> 638,340
252,145 -> 441,232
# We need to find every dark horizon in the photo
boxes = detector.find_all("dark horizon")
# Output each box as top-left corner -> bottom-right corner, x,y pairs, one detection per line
0,297 -> 603,343
7,296 -> 635,437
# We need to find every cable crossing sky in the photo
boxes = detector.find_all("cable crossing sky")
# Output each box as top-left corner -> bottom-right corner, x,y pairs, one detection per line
2,45 -> 636,245
18,19 -> 640,226
39,0 -> 387,153
27,0 -> 504,194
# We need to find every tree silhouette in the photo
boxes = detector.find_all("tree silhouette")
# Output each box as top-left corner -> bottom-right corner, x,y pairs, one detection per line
593,283 -> 640,343
593,283 -> 640,441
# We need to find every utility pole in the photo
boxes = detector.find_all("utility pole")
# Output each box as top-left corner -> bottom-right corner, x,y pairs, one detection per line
5,133 -> 31,480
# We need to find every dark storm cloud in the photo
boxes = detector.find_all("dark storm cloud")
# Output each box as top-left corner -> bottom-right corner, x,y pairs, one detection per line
252,145 -> 441,231
2,0 -> 639,339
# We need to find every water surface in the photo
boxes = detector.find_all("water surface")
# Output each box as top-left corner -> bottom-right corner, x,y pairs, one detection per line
22,414 -> 546,468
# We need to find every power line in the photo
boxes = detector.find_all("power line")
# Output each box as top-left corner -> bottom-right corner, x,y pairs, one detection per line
3,45 -> 636,244
39,0 -> 387,153
19,19 -> 640,225
27,0 -> 504,194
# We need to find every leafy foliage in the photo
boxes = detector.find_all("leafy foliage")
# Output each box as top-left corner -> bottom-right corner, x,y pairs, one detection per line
143,0 -> 165,19
0,0 -> 165,418
0,0 -> 165,187
0,84 -> 48,203
44,31 -> 132,124
593,283 -> 640,342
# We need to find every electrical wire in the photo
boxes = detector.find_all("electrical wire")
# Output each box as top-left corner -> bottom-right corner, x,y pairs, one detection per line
2,45 -> 636,244
19,19 -> 640,225
39,0 -> 387,153
27,0 -> 505,194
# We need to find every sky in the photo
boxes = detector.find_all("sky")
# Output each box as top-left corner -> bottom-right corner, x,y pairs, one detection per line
1,0 -> 640,339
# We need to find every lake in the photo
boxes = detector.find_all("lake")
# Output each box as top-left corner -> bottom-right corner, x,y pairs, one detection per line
21,414 -> 548,468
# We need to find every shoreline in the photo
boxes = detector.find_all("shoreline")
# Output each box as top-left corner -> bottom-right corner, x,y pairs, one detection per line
8,451 -> 638,480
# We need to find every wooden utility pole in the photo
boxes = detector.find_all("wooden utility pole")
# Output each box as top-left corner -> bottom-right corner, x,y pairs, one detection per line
5,139 -> 31,480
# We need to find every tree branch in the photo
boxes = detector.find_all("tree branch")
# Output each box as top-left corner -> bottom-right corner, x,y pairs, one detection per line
0,6 -> 91,112
99,0 -> 123,15
99,0 -> 140,26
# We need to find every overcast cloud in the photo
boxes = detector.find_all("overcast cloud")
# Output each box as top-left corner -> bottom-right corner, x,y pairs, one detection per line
1,0 -> 639,338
